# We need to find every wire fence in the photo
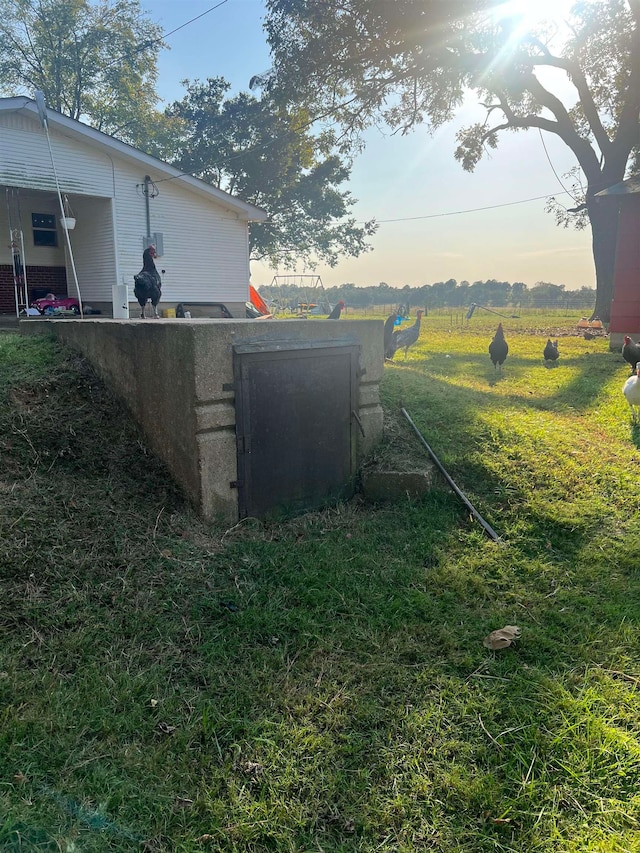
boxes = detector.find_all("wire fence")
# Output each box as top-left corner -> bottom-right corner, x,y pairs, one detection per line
334,302 -> 599,332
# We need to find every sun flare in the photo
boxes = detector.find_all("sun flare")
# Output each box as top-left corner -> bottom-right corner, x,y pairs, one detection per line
491,0 -> 577,29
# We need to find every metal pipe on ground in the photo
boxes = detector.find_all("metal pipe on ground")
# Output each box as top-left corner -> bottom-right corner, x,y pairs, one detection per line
466,303 -> 519,320
401,407 -> 501,542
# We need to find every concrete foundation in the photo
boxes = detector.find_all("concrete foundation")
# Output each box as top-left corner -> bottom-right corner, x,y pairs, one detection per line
361,471 -> 433,503
21,317 -> 384,522
610,332 -> 627,351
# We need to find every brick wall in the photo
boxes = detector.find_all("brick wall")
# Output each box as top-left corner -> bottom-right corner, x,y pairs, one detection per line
0,266 -> 68,314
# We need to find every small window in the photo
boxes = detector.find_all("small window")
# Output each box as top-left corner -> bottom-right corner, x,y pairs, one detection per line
32,213 -> 58,247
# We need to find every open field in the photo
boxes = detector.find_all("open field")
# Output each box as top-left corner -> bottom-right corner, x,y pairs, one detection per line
1,315 -> 639,853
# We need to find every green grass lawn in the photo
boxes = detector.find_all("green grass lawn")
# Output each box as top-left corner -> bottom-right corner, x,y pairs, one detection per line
1,316 -> 639,853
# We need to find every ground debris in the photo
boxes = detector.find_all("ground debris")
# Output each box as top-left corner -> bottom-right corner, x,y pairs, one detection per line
483,625 -> 521,650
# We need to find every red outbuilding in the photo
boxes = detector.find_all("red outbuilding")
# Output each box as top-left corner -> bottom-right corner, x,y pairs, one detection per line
596,176 -> 640,349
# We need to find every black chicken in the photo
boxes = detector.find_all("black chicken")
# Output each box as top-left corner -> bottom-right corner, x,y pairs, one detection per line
489,323 -> 508,371
327,299 -> 345,319
134,246 -> 162,318
622,335 -> 640,372
543,339 -> 559,363
383,314 -> 397,360
388,310 -> 424,361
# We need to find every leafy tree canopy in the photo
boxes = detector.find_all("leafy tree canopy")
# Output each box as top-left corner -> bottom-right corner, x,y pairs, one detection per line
0,0 -> 373,269
0,0 -> 168,145
261,0 -> 640,320
166,78 -> 377,269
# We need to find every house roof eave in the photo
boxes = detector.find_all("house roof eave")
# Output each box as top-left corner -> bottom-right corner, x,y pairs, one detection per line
0,96 -> 268,222
595,175 -> 640,197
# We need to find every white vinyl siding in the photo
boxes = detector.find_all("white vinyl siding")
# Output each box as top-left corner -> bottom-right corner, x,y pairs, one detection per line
0,103 -> 262,307
67,196 -> 115,302
111,158 -> 250,303
0,112 -> 115,197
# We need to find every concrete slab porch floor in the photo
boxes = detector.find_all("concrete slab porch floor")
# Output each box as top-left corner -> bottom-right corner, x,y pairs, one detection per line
0,314 -> 19,331
20,317 -> 384,522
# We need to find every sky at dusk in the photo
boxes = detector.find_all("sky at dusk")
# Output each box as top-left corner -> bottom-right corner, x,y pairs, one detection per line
145,0 -> 595,291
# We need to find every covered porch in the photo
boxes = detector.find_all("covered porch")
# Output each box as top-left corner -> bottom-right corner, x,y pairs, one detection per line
0,185 -> 115,316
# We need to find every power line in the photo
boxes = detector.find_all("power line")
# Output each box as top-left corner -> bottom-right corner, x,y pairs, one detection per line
160,0 -> 230,39
372,192 -> 571,224
537,128 -> 579,203
105,0 -> 230,69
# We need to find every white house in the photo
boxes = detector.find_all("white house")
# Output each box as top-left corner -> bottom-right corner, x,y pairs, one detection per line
0,96 -> 268,317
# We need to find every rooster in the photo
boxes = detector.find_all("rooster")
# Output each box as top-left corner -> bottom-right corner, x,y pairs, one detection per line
327,299 -> 345,319
134,246 -> 162,318
489,323 -> 508,371
623,365 -> 640,421
387,309 -> 424,361
622,335 -> 640,373
543,339 -> 559,363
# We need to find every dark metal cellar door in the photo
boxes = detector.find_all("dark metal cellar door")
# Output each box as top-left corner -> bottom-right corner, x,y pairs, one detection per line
233,340 -> 359,519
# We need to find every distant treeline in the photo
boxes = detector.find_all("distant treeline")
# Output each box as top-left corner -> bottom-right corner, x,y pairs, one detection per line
258,279 -> 596,310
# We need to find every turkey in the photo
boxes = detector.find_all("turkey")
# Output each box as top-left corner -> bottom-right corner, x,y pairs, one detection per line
622,335 -> 640,372
623,365 -> 640,421
327,299 -> 345,319
383,314 -> 397,360
543,339 -> 559,363
387,309 -> 424,361
134,246 -> 162,318
489,323 -> 508,371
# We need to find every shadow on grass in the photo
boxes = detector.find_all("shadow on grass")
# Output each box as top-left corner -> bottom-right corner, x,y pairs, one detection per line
387,349 -> 620,416
3,335 -> 640,852
487,369 -> 507,387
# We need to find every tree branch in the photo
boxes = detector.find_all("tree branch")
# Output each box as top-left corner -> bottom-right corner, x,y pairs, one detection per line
1,26 -> 44,80
478,116 -> 557,142
628,0 -> 640,25
523,72 -> 602,179
608,12 -> 640,175
460,47 -> 611,165
526,51 -> 611,156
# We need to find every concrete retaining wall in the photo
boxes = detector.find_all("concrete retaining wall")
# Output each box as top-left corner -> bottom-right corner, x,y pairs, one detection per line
21,317 -> 384,521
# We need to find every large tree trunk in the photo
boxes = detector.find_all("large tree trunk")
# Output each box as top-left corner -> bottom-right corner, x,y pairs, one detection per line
588,196 -> 620,324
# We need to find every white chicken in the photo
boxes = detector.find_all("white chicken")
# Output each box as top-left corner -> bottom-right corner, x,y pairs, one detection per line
623,365 -> 640,421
